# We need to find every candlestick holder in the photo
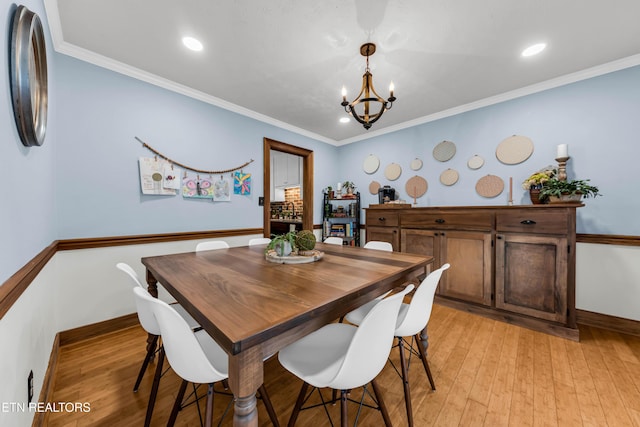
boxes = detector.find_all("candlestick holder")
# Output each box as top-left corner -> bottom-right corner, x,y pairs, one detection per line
555,156 -> 570,181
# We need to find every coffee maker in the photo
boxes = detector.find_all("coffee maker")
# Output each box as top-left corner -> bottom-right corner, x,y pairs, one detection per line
378,185 -> 396,204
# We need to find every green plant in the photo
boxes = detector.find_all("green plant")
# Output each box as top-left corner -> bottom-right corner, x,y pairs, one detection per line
539,178 -> 601,199
266,231 -> 298,256
323,186 -> 333,194
342,181 -> 356,190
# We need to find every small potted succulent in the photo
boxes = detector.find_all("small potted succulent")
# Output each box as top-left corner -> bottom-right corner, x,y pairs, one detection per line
324,186 -> 334,199
540,178 -> 601,203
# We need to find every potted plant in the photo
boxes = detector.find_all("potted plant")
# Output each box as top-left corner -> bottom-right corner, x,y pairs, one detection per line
266,231 -> 298,256
342,181 -> 356,195
522,166 -> 556,204
539,178 -> 601,203
324,186 -> 334,199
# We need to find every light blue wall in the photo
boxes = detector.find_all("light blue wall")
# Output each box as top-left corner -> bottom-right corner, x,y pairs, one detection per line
3,0 -> 640,285
338,65 -> 640,235
1,1 -> 57,284
52,54 -> 338,238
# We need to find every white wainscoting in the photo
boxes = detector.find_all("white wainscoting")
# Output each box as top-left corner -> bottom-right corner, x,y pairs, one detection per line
576,242 -> 640,321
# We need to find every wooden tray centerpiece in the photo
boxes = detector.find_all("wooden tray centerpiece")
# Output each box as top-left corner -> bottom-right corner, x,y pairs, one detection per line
265,249 -> 324,264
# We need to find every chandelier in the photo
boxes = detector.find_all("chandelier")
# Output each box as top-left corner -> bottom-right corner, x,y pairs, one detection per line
341,43 -> 396,130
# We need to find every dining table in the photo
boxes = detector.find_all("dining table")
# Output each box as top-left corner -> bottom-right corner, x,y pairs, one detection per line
142,241 -> 433,426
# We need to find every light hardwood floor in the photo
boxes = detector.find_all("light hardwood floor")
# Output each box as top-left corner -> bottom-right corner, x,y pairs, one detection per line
44,305 -> 640,426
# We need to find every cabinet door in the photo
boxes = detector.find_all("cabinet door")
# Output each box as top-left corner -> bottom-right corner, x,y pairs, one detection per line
367,226 -> 399,251
495,233 -> 568,323
401,229 -> 439,259
439,230 -> 492,306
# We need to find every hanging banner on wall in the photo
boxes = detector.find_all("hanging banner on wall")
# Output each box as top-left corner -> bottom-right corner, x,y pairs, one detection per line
233,171 -> 251,195
163,164 -> 182,190
182,174 -> 214,199
139,157 -> 177,196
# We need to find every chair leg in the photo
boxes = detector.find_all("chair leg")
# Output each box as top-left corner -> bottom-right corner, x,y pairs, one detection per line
370,379 -> 393,427
205,383 -> 215,427
259,385 -> 281,427
167,379 -> 189,427
340,390 -> 348,427
398,338 -> 414,427
144,345 -> 164,427
134,334 -> 158,392
287,382 -> 309,427
415,333 -> 436,391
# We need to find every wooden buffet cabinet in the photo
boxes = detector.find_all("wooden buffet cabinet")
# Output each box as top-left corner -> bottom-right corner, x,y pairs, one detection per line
365,204 -> 580,340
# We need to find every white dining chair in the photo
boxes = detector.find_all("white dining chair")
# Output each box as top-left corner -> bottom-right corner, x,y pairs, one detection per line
134,287 -> 281,426
248,237 -> 272,246
345,263 -> 450,427
278,283 -> 415,426
195,240 -> 230,251
363,240 -> 393,251
323,236 -> 343,245
116,263 -> 200,394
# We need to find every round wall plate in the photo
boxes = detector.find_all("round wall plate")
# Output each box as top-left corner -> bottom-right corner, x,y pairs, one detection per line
384,163 -> 402,181
369,180 -> 381,195
410,158 -> 423,171
439,168 -> 459,186
433,140 -> 456,162
467,155 -> 484,170
496,135 -> 534,165
476,174 -> 504,198
363,154 -> 380,174
9,5 -> 48,147
406,176 -> 428,199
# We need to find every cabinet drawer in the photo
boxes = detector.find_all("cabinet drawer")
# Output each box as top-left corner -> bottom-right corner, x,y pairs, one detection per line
496,211 -> 569,234
402,211 -> 493,230
366,211 -> 399,227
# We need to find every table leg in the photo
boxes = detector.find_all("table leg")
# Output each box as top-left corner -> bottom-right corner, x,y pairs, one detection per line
144,270 -> 160,359
229,346 -> 262,427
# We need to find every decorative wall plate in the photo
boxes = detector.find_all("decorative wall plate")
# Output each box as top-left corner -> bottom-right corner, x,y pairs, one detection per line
406,176 -> 428,204
439,168 -> 459,186
433,140 -> 456,162
363,154 -> 380,174
9,5 -> 48,147
384,163 -> 402,181
467,155 -> 485,170
368,180 -> 381,195
496,135 -> 534,165
410,158 -> 423,171
476,174 -> 504,198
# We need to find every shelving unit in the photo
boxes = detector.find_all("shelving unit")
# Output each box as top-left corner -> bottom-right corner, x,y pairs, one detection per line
322,192 -> 360,246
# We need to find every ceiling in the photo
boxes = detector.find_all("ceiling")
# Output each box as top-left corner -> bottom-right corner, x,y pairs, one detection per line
45,0 -> 640,145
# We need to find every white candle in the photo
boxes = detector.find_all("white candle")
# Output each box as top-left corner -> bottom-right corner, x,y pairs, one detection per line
336,182 -> 342,190
557,144 -> 568,158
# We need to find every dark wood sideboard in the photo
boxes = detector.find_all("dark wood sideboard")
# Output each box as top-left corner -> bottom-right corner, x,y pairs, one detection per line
365,204 -> 580,340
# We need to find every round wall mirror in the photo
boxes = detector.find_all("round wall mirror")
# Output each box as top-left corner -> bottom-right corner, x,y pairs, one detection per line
10,5 -> 48,147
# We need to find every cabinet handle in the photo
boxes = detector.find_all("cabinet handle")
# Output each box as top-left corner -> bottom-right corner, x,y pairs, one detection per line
520,219 -> 537,225
435,218 -> 445,224
497,235 -> 503,239
378,217 -> 386,221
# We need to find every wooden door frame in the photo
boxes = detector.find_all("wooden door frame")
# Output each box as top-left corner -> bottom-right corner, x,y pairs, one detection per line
263,138 -> 314,237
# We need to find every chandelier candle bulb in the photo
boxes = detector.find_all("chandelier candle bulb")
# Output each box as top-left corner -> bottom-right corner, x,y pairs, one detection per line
557,144 -> 568,158
341,86 -> 347,103
389,82 -> 394,98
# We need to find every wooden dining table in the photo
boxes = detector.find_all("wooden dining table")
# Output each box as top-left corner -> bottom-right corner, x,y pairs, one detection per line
142,242 -> 433,426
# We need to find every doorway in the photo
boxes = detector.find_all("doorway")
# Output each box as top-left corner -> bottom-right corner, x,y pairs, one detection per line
263,138 -> 314,237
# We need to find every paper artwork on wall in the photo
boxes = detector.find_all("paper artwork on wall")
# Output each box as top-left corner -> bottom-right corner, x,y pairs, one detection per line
182,174 -> 214,199
163,164 -> 182,190
213,176 -> 231,201
139,157 -> 177,196
233,171 -> 251,195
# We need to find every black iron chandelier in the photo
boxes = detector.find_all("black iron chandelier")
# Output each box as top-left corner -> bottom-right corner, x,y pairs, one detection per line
341,43 -> 396,130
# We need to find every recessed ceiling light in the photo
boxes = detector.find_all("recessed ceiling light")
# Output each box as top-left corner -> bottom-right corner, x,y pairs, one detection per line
182,36 -> 203,52
521,43 -> 546,57
340,117 -> 350,124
